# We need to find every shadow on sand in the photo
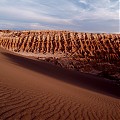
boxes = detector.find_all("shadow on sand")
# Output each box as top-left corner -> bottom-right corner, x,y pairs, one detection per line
2,52 -> 120,98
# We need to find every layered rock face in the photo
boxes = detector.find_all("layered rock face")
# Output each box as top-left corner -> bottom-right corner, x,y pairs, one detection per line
0,30 -> 120,80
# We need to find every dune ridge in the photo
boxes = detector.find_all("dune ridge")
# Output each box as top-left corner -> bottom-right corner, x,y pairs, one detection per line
0,48 -> 120,120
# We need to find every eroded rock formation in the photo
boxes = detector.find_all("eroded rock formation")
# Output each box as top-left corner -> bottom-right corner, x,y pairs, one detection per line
0,30 -> 120,81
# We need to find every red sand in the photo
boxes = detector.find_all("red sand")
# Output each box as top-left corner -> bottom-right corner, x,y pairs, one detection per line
0,47 -> 120,120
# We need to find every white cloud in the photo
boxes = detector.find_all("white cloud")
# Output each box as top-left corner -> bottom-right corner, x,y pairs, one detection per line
0,6 -> 72,25
0,0 -> 119,32
74,0 -> 119,20
79,0 -> 87,5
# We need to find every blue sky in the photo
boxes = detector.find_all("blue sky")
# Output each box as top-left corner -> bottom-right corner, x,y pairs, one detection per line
0,0 -> 119,33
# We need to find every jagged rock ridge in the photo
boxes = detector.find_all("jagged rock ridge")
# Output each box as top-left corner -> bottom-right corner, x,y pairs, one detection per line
0,30 -> 120,81
0,30 -> 120,61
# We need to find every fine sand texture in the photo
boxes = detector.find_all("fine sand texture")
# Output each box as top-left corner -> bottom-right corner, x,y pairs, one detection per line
0,47 -> 120,120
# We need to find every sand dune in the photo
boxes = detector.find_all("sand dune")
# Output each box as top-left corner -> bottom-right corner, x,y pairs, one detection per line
0,30 -> 120,120
0,47 -> 120,120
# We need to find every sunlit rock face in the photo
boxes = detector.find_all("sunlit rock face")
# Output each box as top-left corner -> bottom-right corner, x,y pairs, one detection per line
0,30 -> 120,80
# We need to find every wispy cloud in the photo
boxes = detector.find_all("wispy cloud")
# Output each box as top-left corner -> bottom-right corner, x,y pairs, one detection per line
0,0 -> 119,33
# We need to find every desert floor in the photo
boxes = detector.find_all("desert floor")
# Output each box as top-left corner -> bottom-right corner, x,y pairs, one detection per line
0,47 -> 120,120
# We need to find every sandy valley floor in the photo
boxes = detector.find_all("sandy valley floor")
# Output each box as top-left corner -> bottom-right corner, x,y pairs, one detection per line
0,48 -> 120,120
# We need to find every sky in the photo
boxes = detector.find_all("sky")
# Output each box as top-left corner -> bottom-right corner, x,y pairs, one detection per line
0,0 -> 119,33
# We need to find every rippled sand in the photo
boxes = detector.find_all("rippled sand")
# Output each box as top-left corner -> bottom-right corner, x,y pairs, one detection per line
0,48 -> 120,120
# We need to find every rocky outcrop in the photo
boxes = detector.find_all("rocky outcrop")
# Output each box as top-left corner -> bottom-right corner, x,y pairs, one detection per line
0,30 -> 119,61
0,30 -> 120,81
